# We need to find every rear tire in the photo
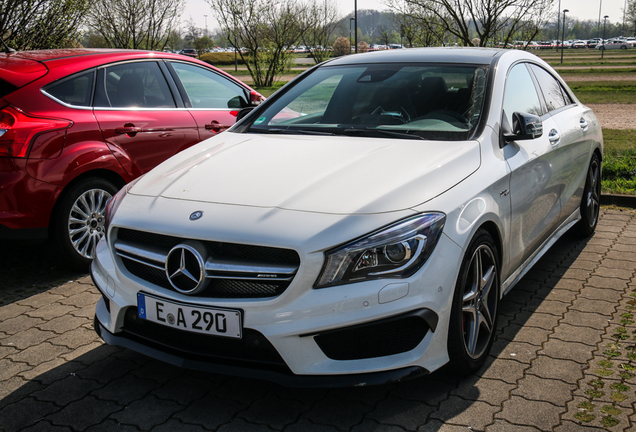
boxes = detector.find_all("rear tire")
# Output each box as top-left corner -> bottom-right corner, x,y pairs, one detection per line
53,178 -> 118,270
447,230 -> 500,374
575,153 -> 601,237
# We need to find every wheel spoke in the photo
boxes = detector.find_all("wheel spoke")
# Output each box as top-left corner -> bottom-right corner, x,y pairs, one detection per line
69,216 -> 86,226
72,230 -> 89,249
71,203 -> 90,221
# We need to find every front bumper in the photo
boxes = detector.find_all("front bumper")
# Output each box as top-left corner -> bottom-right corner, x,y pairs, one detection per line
93,315 -> 429,387
91,220 -> 462,385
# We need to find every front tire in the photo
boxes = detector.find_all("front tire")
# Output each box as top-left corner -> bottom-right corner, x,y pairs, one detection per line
575,153 -> 601,237
53,178 -> 118,270
447,230 -> 500,374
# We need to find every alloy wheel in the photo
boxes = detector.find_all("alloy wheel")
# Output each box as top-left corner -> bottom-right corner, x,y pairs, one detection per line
586,159 -> 601,229
67,188 -> 112,259
461,244 -> 498,359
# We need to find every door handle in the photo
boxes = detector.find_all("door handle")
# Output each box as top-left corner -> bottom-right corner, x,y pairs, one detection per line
205,121 -> 229,132
580,118 -> 589,130
548,129 -> 560,146
115,123 -> 142,137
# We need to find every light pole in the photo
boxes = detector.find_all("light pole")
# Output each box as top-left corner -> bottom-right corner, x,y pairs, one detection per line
204,15 -> 208,37
349,17 -> 355,52
556,0 -> 561,51
602,15 -> 609,59
598,0 -> 603,38
354,0 -> 358,53
624,0 -> 627,35
561,9 -> 569,64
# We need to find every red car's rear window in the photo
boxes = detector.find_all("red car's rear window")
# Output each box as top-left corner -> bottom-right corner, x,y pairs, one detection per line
0,56 -> 48,90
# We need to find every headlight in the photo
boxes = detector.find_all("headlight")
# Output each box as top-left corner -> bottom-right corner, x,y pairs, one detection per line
103,177 -> 142,240
315,213 -> 446,288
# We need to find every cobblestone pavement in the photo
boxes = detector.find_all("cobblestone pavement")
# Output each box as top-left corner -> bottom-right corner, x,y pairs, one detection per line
2,209 -> 636,431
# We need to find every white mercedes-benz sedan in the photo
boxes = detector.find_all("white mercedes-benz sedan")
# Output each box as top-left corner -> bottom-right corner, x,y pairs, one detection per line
91,48 -> 603,386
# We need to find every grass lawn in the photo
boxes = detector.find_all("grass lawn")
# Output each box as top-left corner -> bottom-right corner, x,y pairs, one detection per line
253,83 -> 286,97
569,82 -> 636,104
602,129 -> 636,195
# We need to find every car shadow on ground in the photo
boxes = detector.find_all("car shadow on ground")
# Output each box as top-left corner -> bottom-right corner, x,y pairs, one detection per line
0,239 -> 87,300
0,232 -> 589,431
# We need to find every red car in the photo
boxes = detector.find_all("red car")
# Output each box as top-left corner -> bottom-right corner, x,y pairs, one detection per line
0,48 -> 262,268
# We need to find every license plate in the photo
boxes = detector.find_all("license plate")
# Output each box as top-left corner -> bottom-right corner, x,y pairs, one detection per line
137,293 -> 242,339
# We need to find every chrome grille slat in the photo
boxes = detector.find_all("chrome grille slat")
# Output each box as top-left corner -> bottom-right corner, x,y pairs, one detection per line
114,228 -> 300,298
114,240 -> 167,270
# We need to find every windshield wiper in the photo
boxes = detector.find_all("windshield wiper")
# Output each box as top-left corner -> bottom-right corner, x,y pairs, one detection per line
341,128 -> 425,140
251,128 -> 335,136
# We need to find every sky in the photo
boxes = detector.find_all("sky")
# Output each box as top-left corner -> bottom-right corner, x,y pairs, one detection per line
182,0 -> 630,33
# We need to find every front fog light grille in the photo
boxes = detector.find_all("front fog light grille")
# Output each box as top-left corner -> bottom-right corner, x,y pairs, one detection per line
313,310 -> 436,360
114,228 -> 300,299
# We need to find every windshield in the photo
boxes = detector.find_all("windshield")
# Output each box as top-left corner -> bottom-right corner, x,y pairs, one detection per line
245,63 -> 489,141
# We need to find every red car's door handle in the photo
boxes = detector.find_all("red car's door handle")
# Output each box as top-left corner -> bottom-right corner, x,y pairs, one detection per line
115,126 -> 143,134
115,123 -> 143,137
205,121 -> 229,132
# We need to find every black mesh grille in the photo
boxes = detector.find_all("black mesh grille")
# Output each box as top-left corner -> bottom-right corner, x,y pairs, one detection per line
314,315 -> 430,360
122,307 -> 289,372
123,258 -> 170,289
116,228 -> 299,298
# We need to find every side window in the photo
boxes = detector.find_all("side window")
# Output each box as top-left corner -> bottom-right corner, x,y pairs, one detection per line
529,65 -> 573,112
94,62 -> 175,108
45,71 -> 94,107
171,62 -> 247,109
502,63 -> 543,127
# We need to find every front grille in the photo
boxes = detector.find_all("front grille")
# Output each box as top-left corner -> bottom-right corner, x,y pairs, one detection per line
114,228 -> 300,299
122,307 -> 289,372
117,229 -> 299,265
314,314 -> 431,361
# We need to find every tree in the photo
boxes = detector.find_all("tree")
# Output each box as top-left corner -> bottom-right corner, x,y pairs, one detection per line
627,0 -> 636,36
332,36 -> 350,56
0,0 -> 89,50
357,41 -> 370,52
390,6 -> 447,47
297,0 -> 341,64
209,0 -> 303,87
384,0 -> 554,47
182,17 -> 202,47
376,24 -> 393,46
194,36 -> 214,53
86,0 -> 184,50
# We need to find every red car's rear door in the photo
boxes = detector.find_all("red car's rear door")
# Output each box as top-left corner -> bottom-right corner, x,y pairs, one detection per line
92,60 -> 200,178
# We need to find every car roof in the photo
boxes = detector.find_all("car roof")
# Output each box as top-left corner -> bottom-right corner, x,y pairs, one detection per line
0,48 -> 252,91
324,47 -> 506,67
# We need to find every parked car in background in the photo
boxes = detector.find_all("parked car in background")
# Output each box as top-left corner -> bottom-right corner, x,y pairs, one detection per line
571,40 -> 587,48
179,49 -> 198,58
92,48 -> 603,386
596,41 -> 633,50
0,49 -> 263,268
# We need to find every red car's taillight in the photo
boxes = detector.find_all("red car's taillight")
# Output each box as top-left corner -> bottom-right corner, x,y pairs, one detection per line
0,106 -> 72,158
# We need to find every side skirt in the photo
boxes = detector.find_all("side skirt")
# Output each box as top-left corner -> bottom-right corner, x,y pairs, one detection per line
501,209 -> 581,296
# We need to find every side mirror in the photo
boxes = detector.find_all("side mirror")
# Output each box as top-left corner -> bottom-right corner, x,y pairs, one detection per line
249,90 -> 264,106
236,106 -> 255,122
503,112 -> 543,143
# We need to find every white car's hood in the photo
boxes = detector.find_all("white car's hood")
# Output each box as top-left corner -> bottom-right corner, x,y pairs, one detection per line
131,132 -> 480,215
